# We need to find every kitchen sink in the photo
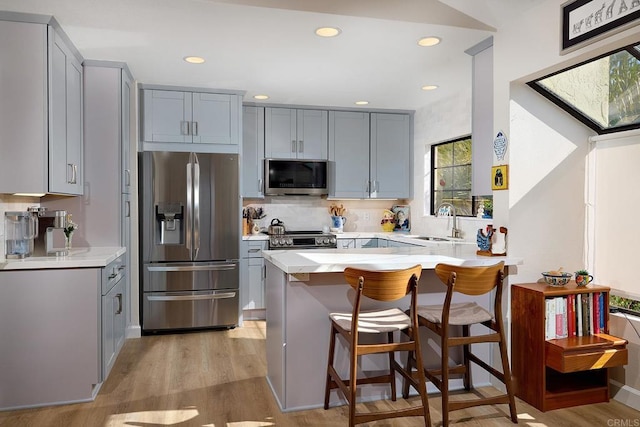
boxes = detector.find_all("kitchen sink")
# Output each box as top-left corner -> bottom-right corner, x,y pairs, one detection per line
414,236 -> 452,241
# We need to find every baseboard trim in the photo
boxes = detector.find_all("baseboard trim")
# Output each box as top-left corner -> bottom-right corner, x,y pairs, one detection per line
126,325 -> 142,339
611,379 -> 640,411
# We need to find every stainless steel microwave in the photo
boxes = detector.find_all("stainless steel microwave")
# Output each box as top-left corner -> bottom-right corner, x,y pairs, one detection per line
264,159 -> 328,196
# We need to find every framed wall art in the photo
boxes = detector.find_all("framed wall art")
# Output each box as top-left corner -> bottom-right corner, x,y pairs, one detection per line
491,165 -> 508,191
561,0 -> 640,54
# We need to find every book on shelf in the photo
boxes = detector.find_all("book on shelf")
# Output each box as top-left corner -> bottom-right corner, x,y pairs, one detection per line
577,294 -> 583,336
599,292 -> 606,331
593,292 -> 600,334
581,293 -> 590,336
545,298 -> 555,340
567,294 -> 576,337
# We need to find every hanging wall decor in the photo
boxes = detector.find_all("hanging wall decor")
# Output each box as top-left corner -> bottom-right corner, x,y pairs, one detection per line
491,165 -> 508,191
493,131 -> 508,161
561,0 -> 640,53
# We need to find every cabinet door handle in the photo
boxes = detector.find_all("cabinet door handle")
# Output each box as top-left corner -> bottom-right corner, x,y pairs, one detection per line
298,140 -> 303,153
291,140 -> 296,153
192,121 -> 198,136
181,121 -> 189,135
125,169 -> 131,187
366,180 -> 371,193
258,178 -> 263,193
68,164 -> 78,184
125,200 -> 130,217
263,264 -> 266,280
248,248 -> 260,253
115,293 -> 123,315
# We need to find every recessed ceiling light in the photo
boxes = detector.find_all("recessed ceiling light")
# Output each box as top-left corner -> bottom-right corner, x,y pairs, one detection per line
355,101 -> 369,105
417,36 -> 441,47
184,56 -> 205,64
315,27 -> 341,38
421,85 -> 439,91
253,95 -> 269,100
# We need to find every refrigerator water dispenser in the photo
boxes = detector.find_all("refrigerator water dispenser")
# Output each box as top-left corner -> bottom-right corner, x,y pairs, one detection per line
156,203 -> 183,244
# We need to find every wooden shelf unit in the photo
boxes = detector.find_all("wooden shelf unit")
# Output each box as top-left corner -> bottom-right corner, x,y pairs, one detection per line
511,282 -> 628,412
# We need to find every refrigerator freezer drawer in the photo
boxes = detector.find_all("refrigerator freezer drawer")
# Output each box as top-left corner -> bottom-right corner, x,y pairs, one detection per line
144,261 -> 239,292
143,290 -> 239,331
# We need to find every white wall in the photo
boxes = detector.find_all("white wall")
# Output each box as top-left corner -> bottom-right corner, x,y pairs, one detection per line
491,0 -> 640,409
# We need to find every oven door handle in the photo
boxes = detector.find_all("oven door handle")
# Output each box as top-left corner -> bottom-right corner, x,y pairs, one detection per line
147,292 -> 237,302
147,264 -> 236,272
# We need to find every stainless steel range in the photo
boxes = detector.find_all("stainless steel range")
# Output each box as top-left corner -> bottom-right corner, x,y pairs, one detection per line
269,230 -> 337,250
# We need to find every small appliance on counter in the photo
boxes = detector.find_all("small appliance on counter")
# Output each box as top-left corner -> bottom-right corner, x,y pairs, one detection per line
32,208 -> 69,256
4,211 -> 37,259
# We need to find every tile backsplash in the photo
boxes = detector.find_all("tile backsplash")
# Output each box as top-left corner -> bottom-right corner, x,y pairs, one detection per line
243,197 -> 406,233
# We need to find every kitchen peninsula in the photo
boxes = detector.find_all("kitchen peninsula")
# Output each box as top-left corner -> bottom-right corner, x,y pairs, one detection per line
262,243 -> 522,412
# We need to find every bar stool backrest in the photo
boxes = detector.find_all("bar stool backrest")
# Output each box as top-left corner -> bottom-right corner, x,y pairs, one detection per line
344,265 -> 423,302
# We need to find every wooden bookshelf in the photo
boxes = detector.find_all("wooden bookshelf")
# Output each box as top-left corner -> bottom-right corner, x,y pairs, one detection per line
511,282 -> 628,412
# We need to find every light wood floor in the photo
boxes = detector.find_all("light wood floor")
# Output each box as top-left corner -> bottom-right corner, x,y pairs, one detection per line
1,320 -> 638,427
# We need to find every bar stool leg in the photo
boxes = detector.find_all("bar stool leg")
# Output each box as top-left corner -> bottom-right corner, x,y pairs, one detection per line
324,323 -> 337,409
462,325 -> 471,391
441,329 -> 450,427
387,331 -> 397,401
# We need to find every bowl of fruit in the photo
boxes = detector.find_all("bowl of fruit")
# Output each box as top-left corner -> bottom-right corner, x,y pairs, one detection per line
541,269 -> 572,287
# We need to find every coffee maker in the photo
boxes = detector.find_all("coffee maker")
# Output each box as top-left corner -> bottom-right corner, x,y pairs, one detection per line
31,207 -> 69,256
4,211 -> 37,259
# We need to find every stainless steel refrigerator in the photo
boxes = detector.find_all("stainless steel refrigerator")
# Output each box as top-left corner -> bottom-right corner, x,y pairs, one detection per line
139,151 -> 240,332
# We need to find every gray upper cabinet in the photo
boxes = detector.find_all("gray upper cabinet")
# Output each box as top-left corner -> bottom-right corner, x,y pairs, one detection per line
0,17 -> 83,195
49,29 -> 83,195
121,70 -> 133,194
329,111 -> 411,199
370,113 -> 411,199
265,108 -> 328,159
242,106 -> 265,198
141,87 -> 242,149
328,111 -> 370,198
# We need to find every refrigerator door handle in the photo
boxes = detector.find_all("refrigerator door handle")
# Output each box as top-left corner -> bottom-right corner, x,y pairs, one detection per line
147,263 -> 237,272
147,292 -> 237,302
193,153 -> 201,259
186,154 -> 193,252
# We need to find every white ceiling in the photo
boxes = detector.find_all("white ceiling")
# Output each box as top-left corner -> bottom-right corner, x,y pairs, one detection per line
0,0 -> 540,110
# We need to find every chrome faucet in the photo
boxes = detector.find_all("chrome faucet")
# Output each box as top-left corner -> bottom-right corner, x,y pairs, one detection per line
436,202 -> 460,238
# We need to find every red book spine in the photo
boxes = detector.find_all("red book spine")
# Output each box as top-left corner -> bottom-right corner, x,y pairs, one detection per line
567,294 -> 575,337
593,292 -> 600,334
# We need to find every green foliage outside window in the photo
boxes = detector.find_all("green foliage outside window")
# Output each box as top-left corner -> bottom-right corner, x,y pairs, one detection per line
610,294 -> 640,315
432,137 -> 472,216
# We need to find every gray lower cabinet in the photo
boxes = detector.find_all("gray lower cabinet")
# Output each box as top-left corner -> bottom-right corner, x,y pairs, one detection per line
329,111 -> 411,199
356,238 -> 379,248
0,16 -> 83,195
141,86 -> 243,149
265,107 -> 328,159
337,238 -> 356,249
0,256 -> 126,410
101,255 -> 126,380
243,106 -> 265,197
241,240 -> 267,318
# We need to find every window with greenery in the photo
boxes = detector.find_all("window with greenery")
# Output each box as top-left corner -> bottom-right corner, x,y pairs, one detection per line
528,42 -> 640,134
431,137 -> 472,216
610,294 -> 640,316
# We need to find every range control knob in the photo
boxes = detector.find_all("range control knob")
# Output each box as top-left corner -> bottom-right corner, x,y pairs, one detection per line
329,237 -> 337,244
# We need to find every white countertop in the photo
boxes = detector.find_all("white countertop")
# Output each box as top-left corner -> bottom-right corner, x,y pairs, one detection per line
0,247 -> 126,270
263,244 -> 522,274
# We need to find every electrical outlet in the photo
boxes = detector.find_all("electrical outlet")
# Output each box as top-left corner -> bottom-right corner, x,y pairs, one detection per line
363,212 -> 371,221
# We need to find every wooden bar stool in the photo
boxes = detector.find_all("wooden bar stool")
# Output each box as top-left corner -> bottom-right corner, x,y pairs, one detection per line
323,264 -> 431,426
403,261 -> 517,427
